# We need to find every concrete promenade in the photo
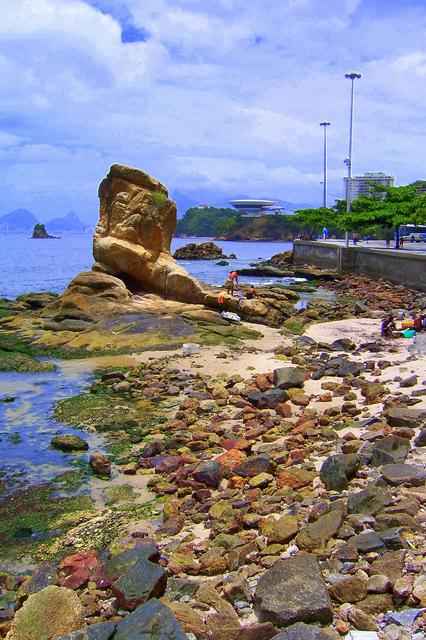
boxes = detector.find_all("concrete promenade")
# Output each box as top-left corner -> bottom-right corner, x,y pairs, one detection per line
293,239 -> 426,292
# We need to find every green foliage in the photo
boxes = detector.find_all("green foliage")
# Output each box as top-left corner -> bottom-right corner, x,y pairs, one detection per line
337,182 -> 426,246
150,192 -> 168,207
291,207 -> 336,238
176,206 -> 239,236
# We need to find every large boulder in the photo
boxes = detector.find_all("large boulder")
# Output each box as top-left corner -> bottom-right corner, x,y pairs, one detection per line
254,554 -> 333,627
114,598 -> 187,640
93,164 -> 206,304
111,558 -> 167,610
6,585 -> 84,640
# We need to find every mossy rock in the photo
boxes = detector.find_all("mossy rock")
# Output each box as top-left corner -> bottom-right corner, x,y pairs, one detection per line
281,317 -> 308,335
6,585 -> 84,640
50,434 -> 89,452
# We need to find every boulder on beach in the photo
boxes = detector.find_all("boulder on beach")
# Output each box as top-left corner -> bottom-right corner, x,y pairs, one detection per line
255,554 -> 333,627
5,585 -> 84,640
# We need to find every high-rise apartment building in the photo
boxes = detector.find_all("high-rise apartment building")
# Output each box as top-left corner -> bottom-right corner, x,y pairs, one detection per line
344,172 -> 395,201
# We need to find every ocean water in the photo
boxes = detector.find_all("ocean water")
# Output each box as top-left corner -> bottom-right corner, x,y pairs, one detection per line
0,234 -> 293,299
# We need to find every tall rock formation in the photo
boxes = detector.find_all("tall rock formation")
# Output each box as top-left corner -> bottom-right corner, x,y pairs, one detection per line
93,164 -> 206,304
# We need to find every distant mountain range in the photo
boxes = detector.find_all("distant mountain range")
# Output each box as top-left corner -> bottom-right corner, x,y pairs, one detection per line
0,209 -> 90,234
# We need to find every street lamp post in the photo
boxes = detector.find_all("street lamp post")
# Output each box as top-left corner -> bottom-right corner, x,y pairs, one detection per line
344,72 -> 362,247
320,122 -> 330,208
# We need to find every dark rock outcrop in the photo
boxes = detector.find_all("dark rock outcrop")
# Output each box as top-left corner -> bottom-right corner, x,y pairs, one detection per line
173,241 -> 225,260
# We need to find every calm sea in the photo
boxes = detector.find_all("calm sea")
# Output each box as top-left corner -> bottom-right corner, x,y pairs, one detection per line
0,234 -> 294,299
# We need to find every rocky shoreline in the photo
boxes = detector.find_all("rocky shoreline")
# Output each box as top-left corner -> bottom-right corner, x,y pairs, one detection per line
0,286 -> 425,640
0,165 -> 425,640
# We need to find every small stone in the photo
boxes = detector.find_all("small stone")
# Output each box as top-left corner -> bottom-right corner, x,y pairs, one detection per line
276,467 -> 315,489
232,454 -> 273,478
273,366 -> 307,390
347,485 -> 392,515
268,516 -> 299,545
89,453 -> 111,476
320,454 -> 360,491
193,460 -> 222,487
381,464 -> 426,487
367,575 -> 390,594
270,622 -> 337,639
329,575 -> 368,604
249,473 -> 274,488
347,606 -> 378,631
297,511 -> 343,550
356,593 -> 394,615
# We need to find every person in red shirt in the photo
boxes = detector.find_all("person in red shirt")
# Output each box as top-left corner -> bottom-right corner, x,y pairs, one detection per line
224,270 -> 239,295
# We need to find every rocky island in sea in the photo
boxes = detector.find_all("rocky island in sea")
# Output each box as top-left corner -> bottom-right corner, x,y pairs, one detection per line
0,164 -> 425,640
31,223 -> 55,239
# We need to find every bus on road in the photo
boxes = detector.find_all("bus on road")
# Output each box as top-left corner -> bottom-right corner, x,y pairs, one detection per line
399,224 -> 426,243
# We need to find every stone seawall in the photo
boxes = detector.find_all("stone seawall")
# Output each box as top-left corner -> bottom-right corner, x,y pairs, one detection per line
294,240 -> 426,292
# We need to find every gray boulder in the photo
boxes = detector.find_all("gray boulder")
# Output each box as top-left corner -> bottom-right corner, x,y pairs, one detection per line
273,366 -> 307,390
380,463 -> 426,487
386,407 -> 426,429
111,558 -> 167,610
255,554 -> 333,627
114,598 -> 187,640
247,388 -> 288,409
347,484 -> 393,515
193,460 -> 222,487
370,435 -> 410,466
320,454 -> 360,491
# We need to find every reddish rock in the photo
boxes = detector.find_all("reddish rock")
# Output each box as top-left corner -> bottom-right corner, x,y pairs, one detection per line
254,374 -> 273,392
217,449 -> 247,472
90,452 -> 111,475
147,455 -> 184,474
276,403 -> 293,418
59,550 -> 99,575
276,467 -> 315,489
61,570 -> 89,590
222,438 -> 252,451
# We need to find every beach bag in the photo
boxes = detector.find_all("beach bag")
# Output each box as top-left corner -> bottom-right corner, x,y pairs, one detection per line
402,329 -> 416,339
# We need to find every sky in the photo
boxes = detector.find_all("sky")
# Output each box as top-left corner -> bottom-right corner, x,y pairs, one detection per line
1,0 -> 426,222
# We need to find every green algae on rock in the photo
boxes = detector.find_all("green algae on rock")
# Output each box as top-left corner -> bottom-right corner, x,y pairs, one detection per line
5,585 -> 84,640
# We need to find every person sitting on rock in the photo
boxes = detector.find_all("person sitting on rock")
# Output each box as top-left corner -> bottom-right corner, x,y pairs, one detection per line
381,314 -> 397,337
245,285 -> 258,300
224,270 -> 239,296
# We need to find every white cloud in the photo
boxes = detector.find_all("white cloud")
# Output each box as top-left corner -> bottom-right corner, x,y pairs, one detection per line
0,0 -> 426,217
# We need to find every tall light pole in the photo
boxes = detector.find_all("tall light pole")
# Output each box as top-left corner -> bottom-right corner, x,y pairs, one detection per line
320,122 -> 330,208
344,72 -> 362,247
